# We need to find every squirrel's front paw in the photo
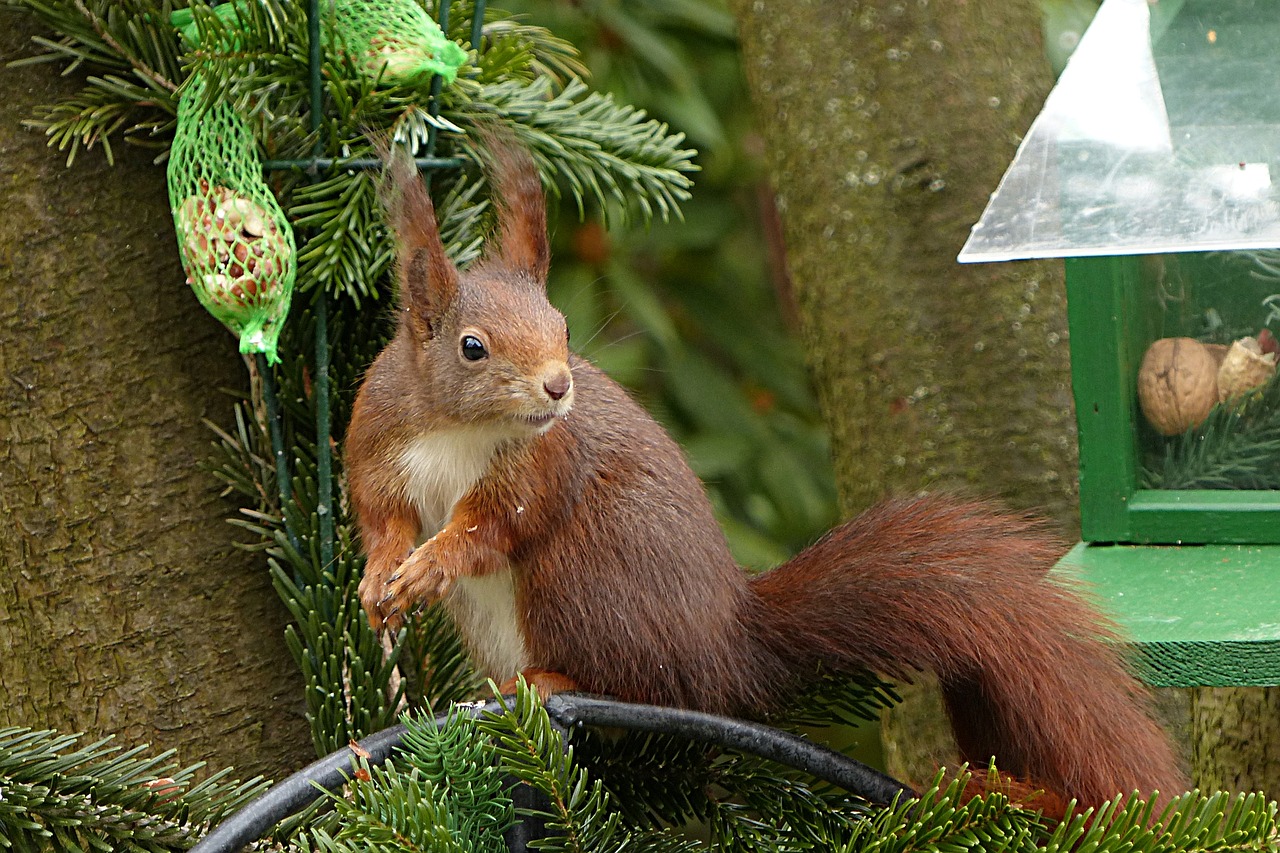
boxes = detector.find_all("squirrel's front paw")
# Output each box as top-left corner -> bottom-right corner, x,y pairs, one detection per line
370,542 -> 455,632
359,553 -> 404,630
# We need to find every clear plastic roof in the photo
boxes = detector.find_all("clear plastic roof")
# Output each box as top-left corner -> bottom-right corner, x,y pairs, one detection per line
959,0 -> 1280,263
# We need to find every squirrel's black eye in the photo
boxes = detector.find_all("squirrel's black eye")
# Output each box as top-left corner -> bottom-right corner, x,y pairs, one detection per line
460,335 -> 488,361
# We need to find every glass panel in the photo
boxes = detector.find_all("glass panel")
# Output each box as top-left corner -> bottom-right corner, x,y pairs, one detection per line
1135,250 -> 1280,489
960,0 -> 1280,262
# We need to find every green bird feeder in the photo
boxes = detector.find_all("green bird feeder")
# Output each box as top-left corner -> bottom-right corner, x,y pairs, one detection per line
961,0 -> 1280,687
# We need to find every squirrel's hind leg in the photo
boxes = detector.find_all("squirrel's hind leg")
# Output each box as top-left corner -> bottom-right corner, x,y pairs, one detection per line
499,668 -> 582,699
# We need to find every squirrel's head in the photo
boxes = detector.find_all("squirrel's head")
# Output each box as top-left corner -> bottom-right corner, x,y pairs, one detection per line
384,134 -> 574,433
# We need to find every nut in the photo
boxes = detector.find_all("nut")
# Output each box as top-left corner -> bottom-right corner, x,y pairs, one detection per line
1205,342 -> 1230,368
214,192 -> 271,238
177,187 -> 289,287
229,275 -> 258,302
1137,337 -> 1219,435
1217,336 -> 1277,402
230,197 -> 268,237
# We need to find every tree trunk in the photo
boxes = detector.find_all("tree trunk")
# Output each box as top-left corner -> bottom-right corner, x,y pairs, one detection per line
731,1 -> 1076,520
0,15 -> 311,781
729,0 -> 1081,785
1191,688 -> 1280,794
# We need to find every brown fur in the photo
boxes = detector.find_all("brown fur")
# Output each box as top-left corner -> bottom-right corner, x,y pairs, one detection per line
345,137 -> 1187,812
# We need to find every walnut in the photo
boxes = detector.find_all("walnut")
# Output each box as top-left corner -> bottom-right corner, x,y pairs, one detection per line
1205,342 -> 1230,368
1136,337 -> 1219,435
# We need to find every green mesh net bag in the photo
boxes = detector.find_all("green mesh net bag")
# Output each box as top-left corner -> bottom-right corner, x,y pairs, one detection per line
332,0 -> 467,85
166,74 -> 296,364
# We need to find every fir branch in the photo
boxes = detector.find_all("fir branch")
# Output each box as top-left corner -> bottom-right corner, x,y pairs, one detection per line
10,0 -> 181,163
479,682 -> 606,853
219,313 -> 407,756
11,1 -> 182,94
8,0 -> 132,72
577,719 -> 876,852
469,17 -> 587,85
395,710 -> 513,851
290,160 -> 488,304
1043,789 -> 1278,853
840,770 -> 1039,853
573,729 -> 714,831
291,167 -> 391,305
72,0 -> 177,92
307,760 -> 473,853
477,682 -> 702,853
0,727 -> 267,852
706,752 -> 871,853
25,85 -> 135,165
454,76 -> 697,224
206,403 -> 276,515
730,755 -> 876,847
780,672 -> 902,729
399,603 -> 483,713
180,0 -> 313,117
272,551 -> 405,756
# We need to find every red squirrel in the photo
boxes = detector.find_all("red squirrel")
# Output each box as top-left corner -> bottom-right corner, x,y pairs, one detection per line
344,139 -> 1187,811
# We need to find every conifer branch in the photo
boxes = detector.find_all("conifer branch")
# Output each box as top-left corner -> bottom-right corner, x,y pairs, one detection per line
72,0 -> 177,92
0,727 -> 267,852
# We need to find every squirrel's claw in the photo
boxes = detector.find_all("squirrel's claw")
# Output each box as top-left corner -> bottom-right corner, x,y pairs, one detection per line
360,542 -> 456,635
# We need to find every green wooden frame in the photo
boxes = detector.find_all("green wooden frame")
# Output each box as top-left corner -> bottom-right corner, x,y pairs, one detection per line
1067,254 -> 1280,544
1054,540 -> 1280,686
1056,541 -> 1280,687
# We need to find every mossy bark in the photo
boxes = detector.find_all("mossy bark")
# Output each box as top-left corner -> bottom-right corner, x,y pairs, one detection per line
731,1 -> 1081,522
1191,688 -> 1280,795
0,15 -> 311,781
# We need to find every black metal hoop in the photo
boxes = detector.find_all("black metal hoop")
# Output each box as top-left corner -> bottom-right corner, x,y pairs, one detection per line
190,694 -> 914,853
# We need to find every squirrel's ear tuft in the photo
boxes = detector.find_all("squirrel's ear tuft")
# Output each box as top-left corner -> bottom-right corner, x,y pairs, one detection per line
381,145 -> 460,340
476,127 -> 550,286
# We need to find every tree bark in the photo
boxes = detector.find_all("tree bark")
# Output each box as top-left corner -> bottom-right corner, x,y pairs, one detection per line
731,1 -> 1076,520
1191,688 -> 1280,794
0,15 -> 311,781
729,0 -> 1079,784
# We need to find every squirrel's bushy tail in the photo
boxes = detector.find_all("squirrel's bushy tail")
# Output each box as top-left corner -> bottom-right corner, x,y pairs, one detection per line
746,495 -> 1185,809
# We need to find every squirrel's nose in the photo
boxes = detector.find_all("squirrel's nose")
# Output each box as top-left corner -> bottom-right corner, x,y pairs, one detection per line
543,371 -> 571,401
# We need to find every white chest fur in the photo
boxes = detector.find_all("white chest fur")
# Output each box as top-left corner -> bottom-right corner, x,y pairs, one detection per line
396,427 -> 529,677
397,426 -> 517,534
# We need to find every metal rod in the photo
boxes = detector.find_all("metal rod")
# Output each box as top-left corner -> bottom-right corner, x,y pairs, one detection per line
307,0 -> 322,142
305,0 -> 335,573
257,352 -> 301,557
470,0 -> 486,53
425,0 -> 450,157
262,155 -> 465,172
313,296 -> 334,570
